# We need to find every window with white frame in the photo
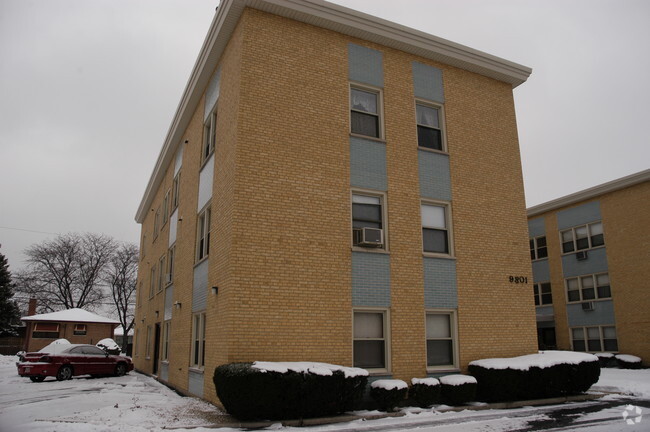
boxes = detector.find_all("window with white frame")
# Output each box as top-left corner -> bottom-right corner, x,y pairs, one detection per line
32,323 -> 60,339
560,222 -> 604,254
149,266 -> 156,298
161,321 -> 171,361
352,192 -> 385,249
571,326 -> 617,352
196,206 -> 211,261
530,236 -> 548,260
426,311 -> 457,369
166,246 -> 175,286
533,282 -> 553,306
350,86 -> 382,139
171,171 -> 181,211
416,102 -> 444,151
145,325 -> 152,358
157,255 -> 166,292
202,112 -> 217,163
191,313 -> 206,369
566,273 -> 611,302
73,324 -> 87,335
353,310 -> 388,370
421,202 -> 451,255
162,190 -> 170,226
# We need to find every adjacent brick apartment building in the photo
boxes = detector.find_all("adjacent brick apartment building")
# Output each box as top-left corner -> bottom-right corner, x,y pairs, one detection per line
134,0 -> 537,403
528,169 -> 650,365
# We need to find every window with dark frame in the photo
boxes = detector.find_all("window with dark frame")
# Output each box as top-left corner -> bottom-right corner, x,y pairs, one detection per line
533,282 -> 552,306
421,203 -> 450,254
350,87 -> 380,138
353,311 -> 386,369
416,103 -> 443,151
530,236 -> 548,260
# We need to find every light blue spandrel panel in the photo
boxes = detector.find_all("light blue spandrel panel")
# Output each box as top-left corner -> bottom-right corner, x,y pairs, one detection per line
188,370 -> 204,397
413,62 -> 444,103
567,300 -> 615,327
532,259 -> 550,282
528,217 -> 546,238
204,67 -> 221,121
350,137 -> 387,191
561,247 -> 608,278
348,43 -> 383,88
418,150 -> 451,201
192,259 -> 209,312
557,201 -> 601,230
423,257 -> 457,309
352,252 -> 390,307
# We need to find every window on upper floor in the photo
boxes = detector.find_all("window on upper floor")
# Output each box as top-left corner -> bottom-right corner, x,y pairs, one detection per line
566,273 -> 610,303
530,236 -> 548,260
153,206 -> 161,239
416,102 -> 445,151
426,311 -> 458,370
162,190 -> 170,226
196,206 -> 211,262
350,85 -> 382,139
560,222 -> 604,254
157,255 -> 166,293
421,202 -> 452,256
352,191 -> 386,250
171,171 -> 181,211
202,112 -> 217,164
571,326 -> 617,352
533,282 -> 552,306
353,310 -> 388,371
166,245 -> 175,286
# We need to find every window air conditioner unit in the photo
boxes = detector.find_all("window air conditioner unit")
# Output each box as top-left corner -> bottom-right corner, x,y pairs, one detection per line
576,250 -> 588,261
353,227 -> 383,248
581,301 -> 594,311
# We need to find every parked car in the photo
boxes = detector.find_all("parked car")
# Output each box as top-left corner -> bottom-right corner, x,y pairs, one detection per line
17,344 -> 133,382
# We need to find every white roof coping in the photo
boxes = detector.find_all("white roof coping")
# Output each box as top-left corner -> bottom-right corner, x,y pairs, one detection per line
528,168 -> 650,217
21,308 -> 120,325
135,0 -> 532,223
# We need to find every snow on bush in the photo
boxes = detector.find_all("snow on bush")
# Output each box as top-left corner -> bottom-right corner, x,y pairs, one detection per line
468,350 -> 600,402
370,379 -> 408,411
616,354 -> 642,369
252,361 -> 368,378
96,338 -> 121,355
439,375 -> 476,405
439,374 -> 477,386
409,378 -> 441,407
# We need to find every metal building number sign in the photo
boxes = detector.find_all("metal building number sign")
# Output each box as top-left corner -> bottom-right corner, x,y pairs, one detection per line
509,276 -> 528,284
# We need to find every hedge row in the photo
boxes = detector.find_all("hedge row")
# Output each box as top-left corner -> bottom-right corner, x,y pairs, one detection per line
468,352 -> 600,402
213,362 -> 367,420
371,375 -> 477,410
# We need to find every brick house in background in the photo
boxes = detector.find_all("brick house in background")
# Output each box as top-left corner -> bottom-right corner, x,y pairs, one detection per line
528,169 -> 650,365
133,0 -> 537,404
22,306 -> 119,352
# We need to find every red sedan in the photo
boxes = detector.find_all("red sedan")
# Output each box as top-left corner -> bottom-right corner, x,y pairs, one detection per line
17,344 -> 134,382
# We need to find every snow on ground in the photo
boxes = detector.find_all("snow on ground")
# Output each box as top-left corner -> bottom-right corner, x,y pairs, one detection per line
1,353 -> 648,432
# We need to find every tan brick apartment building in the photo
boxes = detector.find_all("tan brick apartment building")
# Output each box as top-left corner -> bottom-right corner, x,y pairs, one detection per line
134,0 -> 537,403
528,169 -> 650,365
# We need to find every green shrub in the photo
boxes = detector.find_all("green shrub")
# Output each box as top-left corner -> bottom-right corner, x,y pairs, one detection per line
369,380 -> 408,412
439,375 -> 476,405
408,378 -> 441,408
616,354 -> 642,369
595,353 -> 617,368
213,362 -> 368,420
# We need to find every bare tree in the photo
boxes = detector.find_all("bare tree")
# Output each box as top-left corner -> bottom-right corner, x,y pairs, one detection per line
15,233 -> 117,313
104,243 -> 139,352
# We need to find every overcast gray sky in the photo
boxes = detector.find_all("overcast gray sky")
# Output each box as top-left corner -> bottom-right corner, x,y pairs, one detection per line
1,0 -> 649,273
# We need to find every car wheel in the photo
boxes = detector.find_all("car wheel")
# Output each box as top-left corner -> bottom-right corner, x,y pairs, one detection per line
29,376 -> 45,382
115,363 -> 127,377
56,365 -> 73,381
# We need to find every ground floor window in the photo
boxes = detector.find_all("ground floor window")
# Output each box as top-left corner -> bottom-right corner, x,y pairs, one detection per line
32,323 -> 59,339
426,311 -> 457,369
145,325 -> 152,359
353,310 -> 388,371
73,324 -> 87,335
161,321 -> 171,361
191,313 -> 206,369
571,326 -> 617,352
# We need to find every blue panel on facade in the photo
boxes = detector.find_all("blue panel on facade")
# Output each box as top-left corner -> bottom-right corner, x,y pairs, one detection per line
188,370 -> 204,397
204,67 -> 221,121
350,137 -> 387,191
532,259 -> 550,282
557,201 -> 601,230
164,286 -> 174,321
561,247 -> 608,277
528,217 -> 546,238
418,150 -> 451,201
159,362 -> 169,381
352,252 -> 390,307
412,62 -> 444,103
193,259 -> 209,312
348,44 -> 383,87
567,300 -> 616,327
423,257 -> 457,309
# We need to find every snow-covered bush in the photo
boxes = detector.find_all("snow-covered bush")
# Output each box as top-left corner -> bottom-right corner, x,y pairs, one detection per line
96,338 -> 121,355
369,379 -> 408,412
468,351 -> 600,402
439,375 -> 476,405
213,362 -> 368,420
408,377 -> 440,407
616,354 -> 642,369
595,352 -> 616,368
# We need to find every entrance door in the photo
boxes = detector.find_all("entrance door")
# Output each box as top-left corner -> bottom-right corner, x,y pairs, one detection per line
153,323 -> 161,375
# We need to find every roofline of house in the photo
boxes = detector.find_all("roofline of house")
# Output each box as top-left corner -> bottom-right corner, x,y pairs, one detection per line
135,0 -> 532,223
527,169 -> 650,217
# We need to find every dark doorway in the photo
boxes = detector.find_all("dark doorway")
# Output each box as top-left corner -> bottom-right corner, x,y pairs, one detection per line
153,323 -> 161,375
537,327 -> 557,350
